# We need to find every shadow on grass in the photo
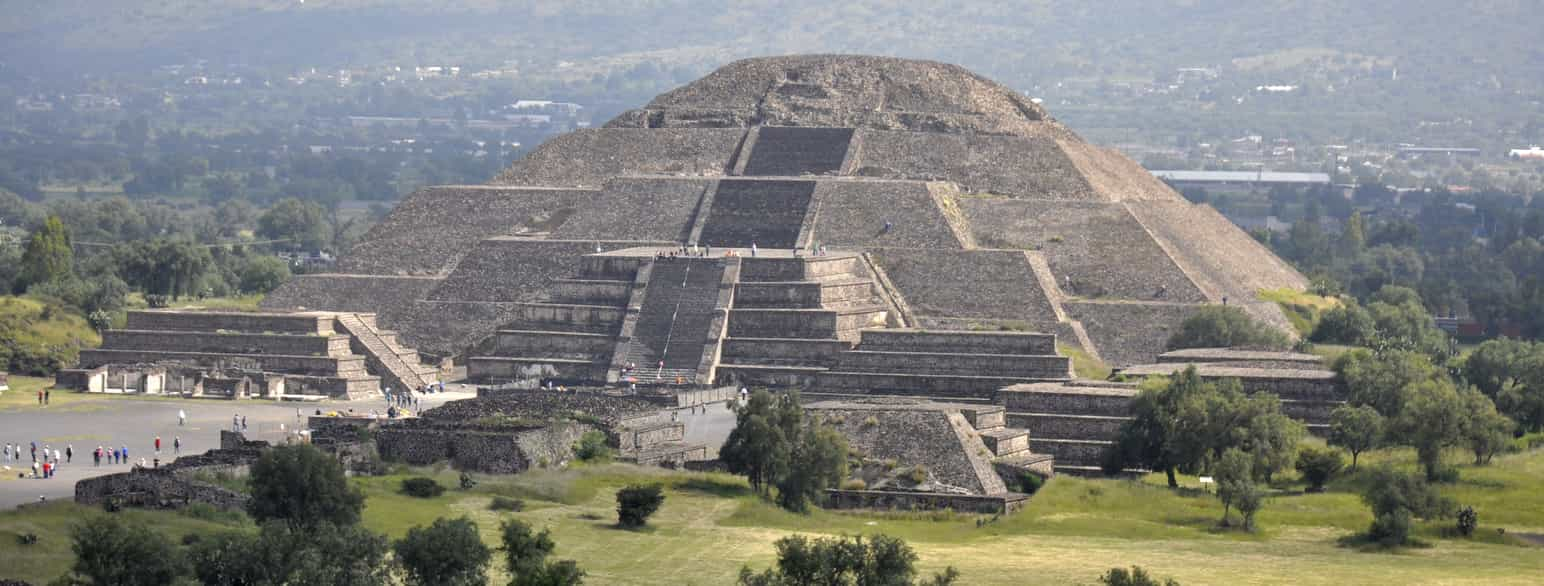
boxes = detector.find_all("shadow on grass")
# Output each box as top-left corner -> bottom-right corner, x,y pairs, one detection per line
672,476 -> 751,498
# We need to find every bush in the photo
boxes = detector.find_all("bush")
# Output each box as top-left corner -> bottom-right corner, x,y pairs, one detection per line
400,477 -> 445,498
907,465 -> 928,485
1457,506 -> 1478,537
1294,447 -> 1345,492
574,429 -> 613,462
459,472 -> 477,490
17,532 -> 38,545
840,478 -> 867,490
1100,565 -> 1180,586
392,516 -> 491,586
1165,305 -> 1290,351
1011,471 -> 1045,495
616,484 -> 665,528
489,496 -> 526,512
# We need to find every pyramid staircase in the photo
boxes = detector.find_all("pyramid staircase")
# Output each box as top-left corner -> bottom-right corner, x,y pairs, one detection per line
614,256 -> 736,387
333,313 -> 440,394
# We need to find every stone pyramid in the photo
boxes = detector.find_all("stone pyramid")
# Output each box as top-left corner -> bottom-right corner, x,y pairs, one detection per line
264,55 -> 1306,370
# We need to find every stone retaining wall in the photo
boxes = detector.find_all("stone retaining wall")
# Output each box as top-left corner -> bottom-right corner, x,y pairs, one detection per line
125,311 -> 334,335
869,249 -> 1059,328
808,180 -> 966,249
493,128 -> 744,187
823,488 -> 1028,514
101,330 -> 348,356
78,349 -> 366,377
857,329 -> 1057,355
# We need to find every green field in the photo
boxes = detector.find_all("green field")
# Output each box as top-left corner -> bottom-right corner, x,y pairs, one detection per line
4,443 -> 1543,585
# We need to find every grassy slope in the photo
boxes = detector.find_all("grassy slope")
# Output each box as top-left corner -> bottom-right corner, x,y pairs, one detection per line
0,296 -> 101,355
1257,288 -> 1340,338
1059,342 -> 1112,380
5,450 -> 1544,585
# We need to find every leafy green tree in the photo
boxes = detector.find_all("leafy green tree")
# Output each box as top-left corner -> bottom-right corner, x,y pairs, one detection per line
258,197 -> 333,251
1310,302 -> 1377,346
189,521 -> 391,586
238,255 -> 292,294
1099,566 -> 1180,586
1230,393 -> 1306,483
1339,211 -> 1367,255
394,517 -> 492,586
1328,404 -> 1383,471
1333,349 -> 1442,417
573,430 -> 613,462
1496,349 -> 1544,432
1461,338 -> 1534,397
1107,369 -> 1213,487
499,518 -> 584,586
14,215 -> 74,293
247,443 -> 365,528
1393,380 -> 1468,481
68,515 -> 184,586
615,484 -> 665,528
775,425 -> 850,513
1459,386 -> 1514,465
737,534 -> 958,586
1294,446 -> 1345,492
721,390 -> 793,496
1214,447 -> 1253,526
1165,305 -> 1291,351
1360,466 -> 1454,546
1234,481 -> 1265,532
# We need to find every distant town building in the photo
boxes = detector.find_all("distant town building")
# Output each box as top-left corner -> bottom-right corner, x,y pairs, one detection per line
1509,146 -> 1544,160
1397,146 -> 1480,157
1151,170 -> 1332,187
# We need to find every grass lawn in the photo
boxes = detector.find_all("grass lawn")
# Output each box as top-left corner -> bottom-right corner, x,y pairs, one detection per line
5,449 -> 1543,585
1059,343 -> 1112,380
1258,288 -> 1340,337
125,292 -> 266,312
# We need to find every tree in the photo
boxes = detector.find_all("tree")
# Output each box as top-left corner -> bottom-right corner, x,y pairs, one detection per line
1099,566 -> 1180,586
14,215 -> 74,293
1459,386 -> 1514,465
1310,302 -> 1377,346
247,443 -> 365,528
1333,349 -> 1442,417
258,197 -> 333,251
394,517 -> 492,586
189,521 -> 391,586
775,424 -> 850,513
1394,380 -> 1468,481
1214,447 -> 1252,527
737,534 -> 958,586
1231,394 -> 1306,483
239,255 -> 292,294
68,515 -> 184,586
1235,482 -> 1265,532
1360,466 -> 1453,546
720,390 -> 792,496
615,484 -> 665,528
1294,446 -> 1344,492
1461,338 -> 1533,397
1340,211 -> 1367,255
1328,404 -> 1383,470
1497,349 -> 1544,432
1165,305 -> 1290,351
500,518 -> 584,586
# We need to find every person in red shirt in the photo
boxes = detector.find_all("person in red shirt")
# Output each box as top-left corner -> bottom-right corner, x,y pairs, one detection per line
154,436 -> 161,454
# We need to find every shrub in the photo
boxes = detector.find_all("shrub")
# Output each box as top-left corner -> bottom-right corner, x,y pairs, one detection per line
616,484 -> 665,528
1165,305 -> 1290,351
1100,565 -> 1180,586
574,429 -> 613,462
907,465 -> 928,485
1011,471 -> 1045,495
489,496 -> 526,512
1457,506 -> 1478,537
458,472 -> 477,490
392,516 -> 491,586
1294,447 -> 1345,492
17,532 -> 38,545
840,478 -> 867,490
862,416 -> 880,428
399,477 -> 445,498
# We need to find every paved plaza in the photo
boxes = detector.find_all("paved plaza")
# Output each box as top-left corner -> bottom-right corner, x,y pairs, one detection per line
0,386 -> 476,509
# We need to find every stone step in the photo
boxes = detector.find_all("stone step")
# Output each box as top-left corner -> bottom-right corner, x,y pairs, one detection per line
996,383 -> 1138,417
466,356 -> 609,384
855,329 -> 1058,356
1032,438 -> 1112,468
715,364 -> 827,387
1006,412 -> 1129,441
834,350 -> 1073,379
491,330 -> 616,360
817,371 -> 1070,400
978,427 -> 1030,458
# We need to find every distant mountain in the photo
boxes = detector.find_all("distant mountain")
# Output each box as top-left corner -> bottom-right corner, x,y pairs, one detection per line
3,0 -> 1540,94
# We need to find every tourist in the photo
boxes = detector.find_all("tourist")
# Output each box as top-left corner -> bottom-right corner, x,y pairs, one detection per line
178,409 -> 186,426
3,443 -> 10,463
241,415 -> 248,431
44,389 -> 49,405
65,445 -> 72,463
154,436 -> 161,454
53,448 -> 60,465
92,447 -> 100,466
173,436 -> 181,455
882,220 -> 893,234
750,242 -> 758,257
232,413 -> 240,432
120,445 -> 128,464
37,389 -> 43,405
31,460 -> 39,478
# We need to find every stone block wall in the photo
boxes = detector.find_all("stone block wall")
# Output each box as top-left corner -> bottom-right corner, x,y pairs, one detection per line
101,330 -> 348,356
552,177 -> 712,242
721,338 -> 852,366
852,130 -> 1098,200
835,351 -> 1071,378
809,404 -> 1005,494
869,249 -> 1059,328
857,329 -> 1057,356
807,180 -> 967,249
823,489 -> 1028,514
1064,300 -> 1200,367
428,239 -> 658,304
997,384 -> 1137,417
124,311 -> 334,335
493,128 -> 745,187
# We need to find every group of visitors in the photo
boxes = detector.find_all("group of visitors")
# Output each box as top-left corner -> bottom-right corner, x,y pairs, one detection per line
231,413 -> 248,432
35,388 -> 51,405
3,439 -> 173,479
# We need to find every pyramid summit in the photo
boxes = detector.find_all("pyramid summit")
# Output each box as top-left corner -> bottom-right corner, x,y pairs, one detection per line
265,54 -> 1307,384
